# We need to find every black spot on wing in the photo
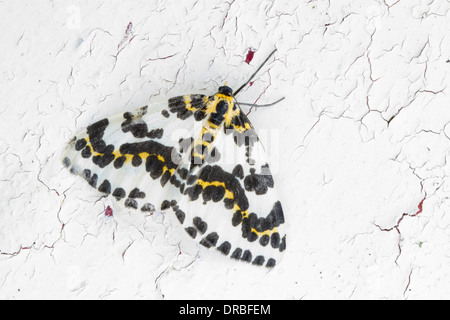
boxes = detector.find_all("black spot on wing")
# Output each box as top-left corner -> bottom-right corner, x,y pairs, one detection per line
232,164 -> 244,179
232,211 -> 243,227
243,165 -> 274,195
87,118 -> 109,139
259,235 -> 269,247
168,94 -> 208,120
161,200 -> 171,210
161,109 -> 170,118
81,146 -> 92,158
81,169 -> 91,180
88,173 -> 98,188
193,217 -> 207,234
129,188 -> 145,199
252,255 -> 265,266
200,232 -> 219,248
173,206 -> 186,224
86,119 -> 116,168
98,179 -> 111,194
217,241 -> 231,255
270,232 -> 280,249
124,198 -> 138,209
241,250 -> 252,263
114,156 -> 126,169
141,203 -> 155,212
69,166 -> 78,175
92,145 -> 116,168
122,119 -> 147,138
202,185 -> 225,203
177,168 -> 188,180
160,199 -> 178,211
112,187 -> 126,200
185,227 -> 197,238
160,170 -> 171,187
131,155 -> 142,167
120,107 -> 163,139
147,128 -> 163,139
266,258 -> 276,268
279,235 -> 286,252
230,248 -> 242,260
63,157 -> 71,168
75,138 -> 87,151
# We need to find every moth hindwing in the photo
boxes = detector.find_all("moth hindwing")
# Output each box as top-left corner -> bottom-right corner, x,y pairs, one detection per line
63,85 -> 286,268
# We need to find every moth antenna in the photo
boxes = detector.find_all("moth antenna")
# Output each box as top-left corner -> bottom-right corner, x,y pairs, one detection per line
235,97 -> 285,108
233,49 -> 277,97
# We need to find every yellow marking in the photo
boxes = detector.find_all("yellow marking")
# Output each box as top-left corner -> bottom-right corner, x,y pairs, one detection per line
205,92 -> 233,115
215,93 -> 233,102
197,180 -> 224,188
194,119 -> 221,157
83,136 -> 176,180
192,151 -> 205,159
85,141 -> 103,157
200,124 -> 218,136
112,150 -> 121,158
223,107 -> 239,126
87,142 -> 173,174
232,122 -> 252,133
223,107 -> 252,133
205,100 -> 217,115
196,179 -> 278,236
200,140 -> 211,146
197,180 -> 234,199
183,95 -> 198,112
251,227 -> 278,237
233,204 -> 249,219
162,167 -> 175,174
207,121 -> 219,129
201,125 -> 215,135
207,93 -> 252,133
124,154 -> 133,163
224,189 -> 234,199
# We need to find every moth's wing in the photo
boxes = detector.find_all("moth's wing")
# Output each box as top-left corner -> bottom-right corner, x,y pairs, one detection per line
169,110 -> 286,268
62,95 -> 285,268
62,95 -> 209,213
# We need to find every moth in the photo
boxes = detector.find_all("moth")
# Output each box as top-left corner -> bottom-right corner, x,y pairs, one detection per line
62,49 -> 286,267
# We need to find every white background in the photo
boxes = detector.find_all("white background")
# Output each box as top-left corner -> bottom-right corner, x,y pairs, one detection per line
1,0 -> 449,299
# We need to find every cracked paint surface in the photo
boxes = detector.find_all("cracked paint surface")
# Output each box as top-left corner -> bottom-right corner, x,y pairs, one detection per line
1,0 -> 450,299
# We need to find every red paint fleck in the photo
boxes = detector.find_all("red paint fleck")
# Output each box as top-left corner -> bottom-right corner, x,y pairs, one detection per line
125,22 -> 133,35
245,49 -> 255,64
117,22 -> 134,50
374,195 -> 426,264
105,205 -> 113,217
412,198 -> 425,217
249,81 -> 254,86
